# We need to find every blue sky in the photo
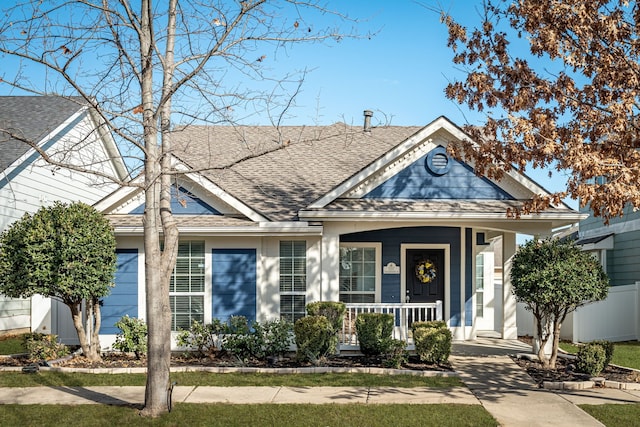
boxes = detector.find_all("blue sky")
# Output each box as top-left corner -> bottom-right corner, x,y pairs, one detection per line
0,0 -> 574,209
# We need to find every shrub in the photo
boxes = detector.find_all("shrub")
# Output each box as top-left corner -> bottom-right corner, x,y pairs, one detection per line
23,333 -> 69,361
355,313 -> 394,356
411,320 -> 447,334
576,342 -> 607,376
591,340 -> 614,367
175,319 -> 224,359
383,339 -> 408,369
306,301 -> 346,354
294,315 -> 333,363
260,318 -> 294,358
218,317 -> 293,362
113,315 -> 148,359
221,316 -> 263,363
413,325 -> 452,364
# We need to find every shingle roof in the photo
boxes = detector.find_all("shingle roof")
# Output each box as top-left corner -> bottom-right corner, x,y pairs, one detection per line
171,124 -> 423,221
0,96 -> 85,172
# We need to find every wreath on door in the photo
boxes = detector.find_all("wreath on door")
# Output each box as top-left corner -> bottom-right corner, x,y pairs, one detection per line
415,259 -> 437,284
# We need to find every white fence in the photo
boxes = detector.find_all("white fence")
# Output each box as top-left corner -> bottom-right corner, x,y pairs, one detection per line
517,283 -> 640,343
340,301 -> 443,349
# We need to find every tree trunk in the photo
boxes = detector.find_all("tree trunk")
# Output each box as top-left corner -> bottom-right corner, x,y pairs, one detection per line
68,301 -> 101,362
90,297 -> 102,359
549,318 -> 562,369
534,310 -> 550,369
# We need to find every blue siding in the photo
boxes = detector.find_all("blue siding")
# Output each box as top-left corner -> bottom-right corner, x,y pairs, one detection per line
212,249 -> 257,323
364,146 -> 514,200
101,249 -> 138,334
342,226 -> 463,326
130,186 -> 221,215
465,228 -> 473,326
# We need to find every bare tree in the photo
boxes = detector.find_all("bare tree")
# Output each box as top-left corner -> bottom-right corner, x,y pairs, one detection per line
0,0 -> 359,416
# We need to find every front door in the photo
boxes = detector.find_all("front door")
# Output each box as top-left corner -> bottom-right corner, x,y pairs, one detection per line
406,249 -> 445,306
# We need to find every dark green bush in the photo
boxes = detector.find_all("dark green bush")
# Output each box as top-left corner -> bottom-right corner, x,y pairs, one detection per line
23,333 -> 69,361
221,316 -> 263,362
306,301 -> 346,354
217,317 -> 293,362
113,315 -> 148,359
576,342 -> 607,376
259,318 -> 293,358
591,340 -> 614,367
411,320 -> 447,334
413,326 -> 452,364
355,313 -> 394,356
383,338 -> 408,369
294,315 -> 333,363
175,319 -> 224,358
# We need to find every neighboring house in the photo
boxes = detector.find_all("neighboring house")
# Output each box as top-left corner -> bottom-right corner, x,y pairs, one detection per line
94,114 -> 582,349
560,204 -> 640,343
0,96 -> 128,339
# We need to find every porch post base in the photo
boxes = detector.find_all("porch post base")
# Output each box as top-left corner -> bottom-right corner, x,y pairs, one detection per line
501,326 -> 518,340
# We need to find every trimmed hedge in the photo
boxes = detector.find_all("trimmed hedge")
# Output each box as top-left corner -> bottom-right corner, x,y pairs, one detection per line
355,313 -> 394,356
412,322 -> 451,364
306,301 -> 346,354
294,315 -> 333,363
576,342 -> 607,376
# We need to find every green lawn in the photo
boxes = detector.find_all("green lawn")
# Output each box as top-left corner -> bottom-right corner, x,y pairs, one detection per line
0,336 -> 25,355
0,403 -> 497,427
0,371 -> 463,388
559,341 -> 640,370
580,403 -> 640,427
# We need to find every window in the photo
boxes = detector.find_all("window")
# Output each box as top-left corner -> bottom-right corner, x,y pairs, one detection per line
169,241 -> 205,331
475,254 -> 484,318
339,245 -> 378,303
280,241 -> 306,322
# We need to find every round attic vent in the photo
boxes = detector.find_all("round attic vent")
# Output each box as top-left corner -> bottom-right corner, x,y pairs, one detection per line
425,146 -> 452,176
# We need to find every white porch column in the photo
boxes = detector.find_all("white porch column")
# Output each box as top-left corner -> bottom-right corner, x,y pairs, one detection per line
320,230 -> 340,302
502,232 -> 518,339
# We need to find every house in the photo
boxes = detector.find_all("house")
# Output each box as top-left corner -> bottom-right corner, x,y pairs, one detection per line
0,96 -> 128,339
93,114 -> 582,349
556,204 -> 640,343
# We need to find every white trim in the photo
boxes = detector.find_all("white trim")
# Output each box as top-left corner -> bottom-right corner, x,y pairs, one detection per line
112,224 -> 323,237
300,209 -> 584,222
2,108 -> 87,176
400,243 -> 450,325
338,242 -> 383,303
173,160 -> 268,222
308,116 -> 569,210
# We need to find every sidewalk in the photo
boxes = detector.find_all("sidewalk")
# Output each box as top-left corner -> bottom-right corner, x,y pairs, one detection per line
0,385 -> 479,406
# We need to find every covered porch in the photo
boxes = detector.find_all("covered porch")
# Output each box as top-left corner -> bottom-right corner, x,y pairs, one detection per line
339,301 -> 443,350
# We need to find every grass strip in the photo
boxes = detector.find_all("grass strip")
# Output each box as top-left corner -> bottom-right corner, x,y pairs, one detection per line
580,403 -> 640,427
0,371 -> 463,388
0,403 -> 497,427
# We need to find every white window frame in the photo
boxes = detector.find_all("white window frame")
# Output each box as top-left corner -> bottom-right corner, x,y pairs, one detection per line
279,240 -> 307,322
169,240 -> 205,331
339,242 -> 382,303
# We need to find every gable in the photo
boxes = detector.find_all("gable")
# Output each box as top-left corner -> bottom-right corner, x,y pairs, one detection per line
363,146 -> 514,200
129,186 -> 221,215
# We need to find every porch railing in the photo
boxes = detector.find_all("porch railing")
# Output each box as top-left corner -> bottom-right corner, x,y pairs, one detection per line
340,301 -> 443,349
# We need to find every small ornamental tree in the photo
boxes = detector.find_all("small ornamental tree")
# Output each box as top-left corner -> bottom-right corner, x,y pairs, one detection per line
511,238 -> 608,369
0,202 -> 116,361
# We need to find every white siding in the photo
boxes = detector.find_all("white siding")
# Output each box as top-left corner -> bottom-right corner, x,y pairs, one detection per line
0,111 -> 123,335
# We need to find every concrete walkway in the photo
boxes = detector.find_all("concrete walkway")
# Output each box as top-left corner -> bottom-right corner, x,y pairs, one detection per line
2,338 -> 640,427
451,337 -> 633,427
0,385 -> 478,406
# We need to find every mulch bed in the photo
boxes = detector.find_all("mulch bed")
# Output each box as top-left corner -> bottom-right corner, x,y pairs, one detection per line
512,355 -> 640,386
0,351 -> 451,372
